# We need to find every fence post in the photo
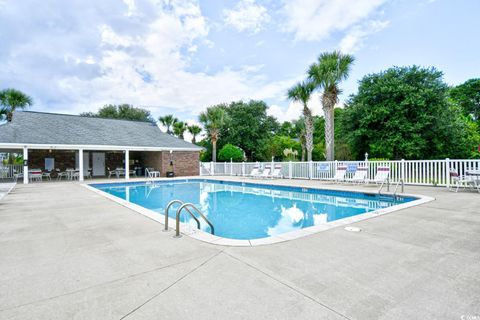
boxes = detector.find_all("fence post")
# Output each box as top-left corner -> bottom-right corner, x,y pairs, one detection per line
224,161 -> 227,175
210,161 -> 214,176
199,161 -> 202,176
242,162 -> 245,176
401,159 -> 405,182
308,161 -> 313,180
445,158 -> 450,189
271,157 -> 275,174
288,161 -> 292,179
230,158 -> 233,176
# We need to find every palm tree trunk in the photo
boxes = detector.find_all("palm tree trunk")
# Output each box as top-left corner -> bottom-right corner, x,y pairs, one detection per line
301,141 -> 306,162
212,138 -> 217,162
323,105 -> 335,161
192,136 -> 196,144
303,105 -> 314,162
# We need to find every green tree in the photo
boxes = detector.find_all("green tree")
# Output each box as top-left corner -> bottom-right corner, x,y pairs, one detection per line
80,104 -> 154,122
287,81 -> 315,161
199,106 -> 226,162
308,51 -> 354,161
187,124 -> 202,144
0,88 -> 33,122
219,100 -> 279,161
343,66 -> 477,159
173,121 -> 187,139
292,119 -> 307,161
158,114 -> 178,134
262,135 -> 302,161
449,78 -> 480,121
218,144 -> 244,162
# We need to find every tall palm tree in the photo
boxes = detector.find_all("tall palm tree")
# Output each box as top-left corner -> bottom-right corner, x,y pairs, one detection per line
308,51 -> 354,161
287,81 -> 314,161
173,121 -> 188,139
0,88 -> 33,122
187,124 -> 202,144
292,119 -> 307,161
199,106 -> 225,162
158,114 -> 178,134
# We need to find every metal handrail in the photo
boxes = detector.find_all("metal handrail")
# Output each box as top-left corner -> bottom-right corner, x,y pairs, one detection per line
164,200 -> 200,232
393,179 -> 404,196
175,203 -> 215,237
378,178 -> 390,194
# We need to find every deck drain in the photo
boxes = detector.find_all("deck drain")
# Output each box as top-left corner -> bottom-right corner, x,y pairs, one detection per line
344,226 -> 362,232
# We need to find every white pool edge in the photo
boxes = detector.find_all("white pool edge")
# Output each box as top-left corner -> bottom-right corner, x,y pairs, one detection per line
81,180 -> 435,247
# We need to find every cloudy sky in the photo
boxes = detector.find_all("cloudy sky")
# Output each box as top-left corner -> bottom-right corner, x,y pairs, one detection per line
1,0 -> 479,124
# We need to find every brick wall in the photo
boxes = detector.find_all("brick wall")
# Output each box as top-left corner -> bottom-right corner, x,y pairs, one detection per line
143,151 -> 199,177
28,150 -> 76,170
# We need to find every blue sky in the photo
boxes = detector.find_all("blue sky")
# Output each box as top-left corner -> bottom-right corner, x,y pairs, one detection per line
1,0 -> 479,125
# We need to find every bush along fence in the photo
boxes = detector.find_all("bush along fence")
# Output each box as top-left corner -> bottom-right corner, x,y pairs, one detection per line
199,159 -> 480,188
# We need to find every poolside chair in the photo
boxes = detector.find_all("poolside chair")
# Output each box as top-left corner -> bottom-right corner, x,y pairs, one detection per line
370,166 -> 390,184
56,169 -> 69,180
449,169 -> 476,192
325,166 -> 347,183
244,165 -> 261,177
269,165 -> 283,179
258,165 -> 271,179
107,167 -> 116,178
29,169 -> 43,182
345,166 -> 368,184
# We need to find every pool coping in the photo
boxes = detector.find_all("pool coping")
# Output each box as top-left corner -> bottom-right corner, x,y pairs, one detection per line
81,178 -> 435,247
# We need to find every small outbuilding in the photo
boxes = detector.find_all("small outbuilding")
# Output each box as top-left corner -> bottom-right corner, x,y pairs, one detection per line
0,111 -> 202,183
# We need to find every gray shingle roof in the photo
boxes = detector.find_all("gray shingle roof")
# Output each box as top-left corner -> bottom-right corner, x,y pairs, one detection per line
0,111 -> 202,150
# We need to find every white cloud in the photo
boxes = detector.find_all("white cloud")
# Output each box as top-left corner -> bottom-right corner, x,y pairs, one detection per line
223,0 -> 270,34
282,0 -> 387,41
339,20 -> 389,53
0,0 -> 292,118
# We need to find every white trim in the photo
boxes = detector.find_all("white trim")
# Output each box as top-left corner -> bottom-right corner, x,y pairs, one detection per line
0,142 -> 201,152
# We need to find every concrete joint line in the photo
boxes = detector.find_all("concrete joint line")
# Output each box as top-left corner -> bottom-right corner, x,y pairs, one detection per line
120,250 -> 223,320
224,251 -> 352,320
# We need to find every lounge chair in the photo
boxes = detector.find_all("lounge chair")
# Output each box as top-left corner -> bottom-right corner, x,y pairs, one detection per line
325,166 -> 347,183
345,166 -> 368,184
449,169 -> 476,192
370,166 -> 390,184
258,165 -> 271,178
269,165 -> 283,179
244,165 -> 261,177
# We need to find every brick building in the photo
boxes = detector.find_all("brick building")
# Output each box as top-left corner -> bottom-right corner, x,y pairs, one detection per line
0,111 -> 202,183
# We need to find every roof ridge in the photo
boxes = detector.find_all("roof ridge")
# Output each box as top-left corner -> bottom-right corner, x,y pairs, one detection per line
17,110 -> 157,125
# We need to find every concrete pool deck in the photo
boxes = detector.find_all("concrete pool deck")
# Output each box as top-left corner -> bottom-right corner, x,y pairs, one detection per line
0,178 -> 479,319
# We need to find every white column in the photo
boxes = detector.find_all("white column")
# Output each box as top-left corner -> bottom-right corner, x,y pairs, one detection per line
23,146 -> 28,184
125,150 -> 130,180
79,149 -> 84,182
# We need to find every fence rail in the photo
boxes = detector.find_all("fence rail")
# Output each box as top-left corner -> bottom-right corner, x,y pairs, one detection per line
0,164 -> 23,179
200,159 -> 480,188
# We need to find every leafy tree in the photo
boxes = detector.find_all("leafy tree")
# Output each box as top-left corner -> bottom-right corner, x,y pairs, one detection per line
219,100 -> 279,161
158,114 -> 178,134
343,66 -> 477,159
449,78 -> 480,120
262,135 -> 301,161
187,124 -> 202,144
292,119 -> 306,161
287,81 -> 315,161
218,144 -> 244,162
308,51 -> 354,161
80,104 -> 154,122
173,121 -> 187,139
0,88 -> 33,122
199,106 -> 226,162
278,121 -> 296,138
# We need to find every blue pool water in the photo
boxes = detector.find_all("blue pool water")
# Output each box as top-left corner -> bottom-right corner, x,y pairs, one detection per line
91,179 -> 415,240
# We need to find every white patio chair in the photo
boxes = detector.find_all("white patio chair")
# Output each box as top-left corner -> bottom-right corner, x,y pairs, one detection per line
56,169 -> 69,180
325,166 -> 347,183
29,169 -> 43,182
345,166 -> 368,184
269,165 -> 283,179
449,169 -> 476,192
258,165 -> 271,179
370,166 -> 390,184
244,165 -> 261,177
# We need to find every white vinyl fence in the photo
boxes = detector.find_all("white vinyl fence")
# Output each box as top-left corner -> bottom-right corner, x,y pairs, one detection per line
0,164 -> 23,179
200,159 -> 480,188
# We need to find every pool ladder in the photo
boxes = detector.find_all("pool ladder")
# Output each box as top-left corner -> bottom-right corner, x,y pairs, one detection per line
378,178 -> 404,197
164,200 -> 215,237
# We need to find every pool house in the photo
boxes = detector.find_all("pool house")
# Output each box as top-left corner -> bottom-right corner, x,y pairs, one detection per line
0,111 -> 202,183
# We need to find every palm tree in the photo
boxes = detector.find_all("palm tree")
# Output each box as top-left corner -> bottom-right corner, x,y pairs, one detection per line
187,124 -> 202,144
292,119 -> 307,161
287,81 -> 314,161
173,121 -> 188,139
199,106 -> 225,162
158,114 -> 178,134
0,88 -> 33,122
308,51 -> 354,161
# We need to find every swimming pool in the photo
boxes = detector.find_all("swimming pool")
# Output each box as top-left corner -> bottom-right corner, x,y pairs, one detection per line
90,179 -> 417,241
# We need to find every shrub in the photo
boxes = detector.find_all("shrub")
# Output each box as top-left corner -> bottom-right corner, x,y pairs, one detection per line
218,144 -> 244,162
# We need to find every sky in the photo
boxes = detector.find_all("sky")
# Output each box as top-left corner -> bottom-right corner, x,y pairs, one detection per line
1,0 -> 479,128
